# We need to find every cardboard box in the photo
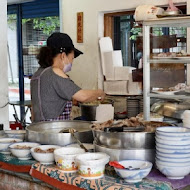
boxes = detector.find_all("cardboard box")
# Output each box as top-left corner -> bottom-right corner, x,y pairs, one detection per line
104,79 -> 142,95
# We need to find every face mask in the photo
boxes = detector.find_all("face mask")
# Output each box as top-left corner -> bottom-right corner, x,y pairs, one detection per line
63,57 -> 72,73
63,63 -> 72,73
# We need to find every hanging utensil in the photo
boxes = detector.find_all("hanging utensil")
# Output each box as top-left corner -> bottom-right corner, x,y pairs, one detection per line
68,128 -> 88,152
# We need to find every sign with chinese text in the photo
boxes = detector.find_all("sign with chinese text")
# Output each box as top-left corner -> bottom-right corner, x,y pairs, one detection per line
77,12 -> 83,43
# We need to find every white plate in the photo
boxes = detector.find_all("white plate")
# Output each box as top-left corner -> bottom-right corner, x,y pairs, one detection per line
152,90 -> 179,95
153,56 -> 190,59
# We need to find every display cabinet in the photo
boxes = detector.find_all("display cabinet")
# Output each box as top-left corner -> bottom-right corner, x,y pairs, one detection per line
143,16 -> 190,120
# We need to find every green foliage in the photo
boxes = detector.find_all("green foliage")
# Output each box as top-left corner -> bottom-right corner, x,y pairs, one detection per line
130,28 -> 142,40
8,15 -> 60,35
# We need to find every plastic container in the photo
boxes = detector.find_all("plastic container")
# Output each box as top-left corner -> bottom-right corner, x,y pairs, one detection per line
54,147 -> 85,173
75,152 -> 110,179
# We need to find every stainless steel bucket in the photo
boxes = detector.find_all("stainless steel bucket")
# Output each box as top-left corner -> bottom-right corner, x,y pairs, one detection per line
26,120 -> 93,146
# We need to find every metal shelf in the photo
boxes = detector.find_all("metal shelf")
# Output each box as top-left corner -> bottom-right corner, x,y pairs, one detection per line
143,16 -> 190,120
143,16 -> 190,27
148,93 -> 190,100
149,59 -> 190,64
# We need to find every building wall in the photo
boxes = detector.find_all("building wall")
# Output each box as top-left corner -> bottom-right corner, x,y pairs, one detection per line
0,0 -> 9,129
61,0 -> 187,89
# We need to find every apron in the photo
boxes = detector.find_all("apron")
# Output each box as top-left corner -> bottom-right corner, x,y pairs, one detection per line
31,67 -> 72,121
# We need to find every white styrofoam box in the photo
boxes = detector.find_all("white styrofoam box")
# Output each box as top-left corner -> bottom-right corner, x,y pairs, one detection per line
103,50 -> 123,80
95,104 -> 114,123
104,81 -> 128,95
128,73 -> 142,95
114,66 -> 136,81
99,37 -> 113,76
104,51 -> 123,67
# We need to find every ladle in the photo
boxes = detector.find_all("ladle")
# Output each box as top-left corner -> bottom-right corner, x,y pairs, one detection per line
59,128 -> 88,152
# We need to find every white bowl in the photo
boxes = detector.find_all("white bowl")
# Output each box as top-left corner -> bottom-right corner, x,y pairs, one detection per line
156,127 -> 190,137
75,152 -> 110,179
66,143 -> 94,152
156,134 -> 190,141
156,154 -> 190,162
156,137 -> 190,146
114,160 -> 152,183
31,145 -> 61,164
156,158 -> 190,167
9,142 -> 40,160
156,142 -> 190,150
156,162 -> 190,179
156,150 -> 190,158
156,146 -> 190,154
4,130 -> 26,140
0,138 -> 23,154
54,147 -> 85,173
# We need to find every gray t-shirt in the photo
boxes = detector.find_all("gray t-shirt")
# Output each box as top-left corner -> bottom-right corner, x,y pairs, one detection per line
31,67 -> 81,122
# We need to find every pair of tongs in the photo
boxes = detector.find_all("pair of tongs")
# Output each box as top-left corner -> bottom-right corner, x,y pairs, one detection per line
104,125 -> 145,132
59,128 -> 88,152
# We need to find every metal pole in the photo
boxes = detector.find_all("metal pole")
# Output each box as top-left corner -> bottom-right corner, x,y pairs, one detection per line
143,24 -> 150,121
17,4 -> 25,123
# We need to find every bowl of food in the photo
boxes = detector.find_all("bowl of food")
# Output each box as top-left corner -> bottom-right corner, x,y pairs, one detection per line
75,152 -> 110,179
0,138 -> 23,154
4,130 -> 26,140
54,147 -> 85,173
113,160 -> 152,183
9,142 -> 40,160
31,145 -> 61,164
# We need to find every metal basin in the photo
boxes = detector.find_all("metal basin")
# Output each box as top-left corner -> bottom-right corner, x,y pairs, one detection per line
26,121 -> 93,146
95,143 -> 155,163
93,130 -> 155,149
80,99 -> 114,121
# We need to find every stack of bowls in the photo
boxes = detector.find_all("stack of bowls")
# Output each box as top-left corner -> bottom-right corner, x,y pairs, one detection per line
182,110 -> 190,128
155,127 -> 190,179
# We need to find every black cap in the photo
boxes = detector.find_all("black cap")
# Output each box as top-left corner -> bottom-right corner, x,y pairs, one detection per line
47,32 -> 83,58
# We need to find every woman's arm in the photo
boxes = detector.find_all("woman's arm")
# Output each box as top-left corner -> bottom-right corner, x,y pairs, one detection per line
72,89 -> 106,103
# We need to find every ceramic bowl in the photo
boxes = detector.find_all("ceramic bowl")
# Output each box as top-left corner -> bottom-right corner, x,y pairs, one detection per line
156,162 -> 190,179
156,137 -> 190,146
9,142 -> 40,160
31,145 -> 61,164
156,158 -> 190,167
54,147 -> 85,173
65,143 -> 94,152
156,133 -> 190,141
156,150 -> 190,158
156,127 -> 190,137
156,146 -> 190,154
4,130 -> 26,140
0,138 -> 23,154
75,152 -> 110,179
156,154 -> 190,162
114,160 -> 152,183
156,142 -> 190,150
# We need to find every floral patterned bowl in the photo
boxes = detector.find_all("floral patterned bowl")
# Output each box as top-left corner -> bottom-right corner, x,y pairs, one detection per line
114,160 -> 152,183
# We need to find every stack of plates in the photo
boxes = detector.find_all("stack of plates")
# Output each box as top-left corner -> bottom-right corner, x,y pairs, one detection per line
155,127 -> 190,179
126,96 -> 142,118
182,110 -> 190,128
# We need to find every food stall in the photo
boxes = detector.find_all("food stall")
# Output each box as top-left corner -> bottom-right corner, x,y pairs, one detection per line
1,1 -> 190,190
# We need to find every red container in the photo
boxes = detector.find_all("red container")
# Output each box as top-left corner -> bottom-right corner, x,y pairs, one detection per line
9,121 -> 23,130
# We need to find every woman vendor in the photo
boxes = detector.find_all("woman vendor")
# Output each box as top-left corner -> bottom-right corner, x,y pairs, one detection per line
31,32 -> 105,122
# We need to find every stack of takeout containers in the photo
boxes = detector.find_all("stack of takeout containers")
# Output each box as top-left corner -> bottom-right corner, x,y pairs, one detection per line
155,127 -> 190,179
182,110 -> 190,128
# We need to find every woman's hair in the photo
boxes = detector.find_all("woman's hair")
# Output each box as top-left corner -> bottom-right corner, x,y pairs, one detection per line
37,46 -> 74,68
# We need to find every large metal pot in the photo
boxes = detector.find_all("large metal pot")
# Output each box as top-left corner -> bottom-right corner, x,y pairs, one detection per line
80,99 -> 114,121
93,130 -> 155,149
26,121 -> 93,146
95,143 -> 155,163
